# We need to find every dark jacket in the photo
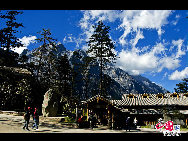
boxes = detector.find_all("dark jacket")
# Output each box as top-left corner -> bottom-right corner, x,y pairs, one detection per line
24,111 -> 30,121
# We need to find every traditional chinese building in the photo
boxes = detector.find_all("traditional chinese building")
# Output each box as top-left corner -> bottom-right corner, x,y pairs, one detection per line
81,93 -> 188,129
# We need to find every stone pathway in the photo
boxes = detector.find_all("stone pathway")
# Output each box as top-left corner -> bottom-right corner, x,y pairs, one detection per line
0,113 -> 187,133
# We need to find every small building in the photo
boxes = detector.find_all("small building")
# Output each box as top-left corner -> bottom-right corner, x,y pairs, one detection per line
81,93 -> 188,129
81,95 -> 129,129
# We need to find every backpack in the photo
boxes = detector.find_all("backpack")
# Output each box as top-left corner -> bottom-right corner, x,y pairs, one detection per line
24,111 -> 30,121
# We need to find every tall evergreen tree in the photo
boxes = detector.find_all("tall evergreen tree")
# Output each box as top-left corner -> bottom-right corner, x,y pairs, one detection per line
32,28 -> 58,90
81,56 -> 93,100
87,21 -> 117,97
0,10 -> 23,67
56,53 -> 72,99
55,53 -> 72,114
0,10 -> 23,53
70,50 -> 83,98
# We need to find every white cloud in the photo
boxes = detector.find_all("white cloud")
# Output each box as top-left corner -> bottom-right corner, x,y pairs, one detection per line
116,42 -> 164,75
79,10 -> 120,48
79,10 -> 172,48
63,34 -> 84,49
89,10 -> 119,22
116,10 -> 172,45
162,72 -> 168,79
116,39 -> 186,75
159,56 -> 180,71
63,34 -> 74,43
157,39 -> 185,72
172,14 -> 180,25
172,39 -> 185,58
12,35 -> 37,54
169,67 -> 188,80
116,49 -> 159,75
79,10 -> 187,76
130,29 -> 144,49
19,36 -> 37,46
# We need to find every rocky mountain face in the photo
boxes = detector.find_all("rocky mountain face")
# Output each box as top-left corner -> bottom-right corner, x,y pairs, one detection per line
105,66 -> 168,96
22,43 -> 168,100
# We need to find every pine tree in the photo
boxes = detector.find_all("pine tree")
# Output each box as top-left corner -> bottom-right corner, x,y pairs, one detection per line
174,78 -> 188,93
0,10 -> 24,53
70,50 -> 83,98
56,54 -> 72,99
87,21 -> 117,97
32,28 -> 58,90
81,56 -> 93,100
55,53 -> 73,114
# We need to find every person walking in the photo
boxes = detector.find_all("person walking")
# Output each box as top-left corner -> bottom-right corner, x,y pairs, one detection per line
32,107 -> 39,130
88,114 -> 93,128
77,115 -> 83,128
91,114 -> 97,128
126,117 -> 131,131
23,107 -> 31,131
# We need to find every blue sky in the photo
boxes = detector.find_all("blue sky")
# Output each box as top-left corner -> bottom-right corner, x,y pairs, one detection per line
4,10 -> 188,93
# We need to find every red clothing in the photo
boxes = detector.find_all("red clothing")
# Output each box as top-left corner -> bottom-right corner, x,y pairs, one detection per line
78,118 -> 82,123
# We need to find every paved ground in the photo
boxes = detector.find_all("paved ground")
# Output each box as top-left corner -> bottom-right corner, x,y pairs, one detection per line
0,113 -> 187,133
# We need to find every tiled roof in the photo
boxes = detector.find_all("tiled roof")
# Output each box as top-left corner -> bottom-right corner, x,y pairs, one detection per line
82,95 -> 122,110
82,93 -> 188,111
111,93 -> 188,107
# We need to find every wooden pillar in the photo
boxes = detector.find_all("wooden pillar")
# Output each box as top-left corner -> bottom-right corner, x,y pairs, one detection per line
111,112 -> 114,129
75,104 -> 78,122
107,106 -> 111,129
86,104 -> 89,121
82,108 -> 84,116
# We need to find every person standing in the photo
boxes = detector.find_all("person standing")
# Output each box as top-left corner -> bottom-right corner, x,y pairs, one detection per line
133,117 -> 138,129
126,117 -> 131,131
32,107 -> 39,130
88,114 -> 93,128
23,107 -> 31,131
91,114 -> 97,128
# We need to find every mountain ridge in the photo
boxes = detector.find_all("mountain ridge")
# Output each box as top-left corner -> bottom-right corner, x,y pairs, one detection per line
21,43 -> 168,100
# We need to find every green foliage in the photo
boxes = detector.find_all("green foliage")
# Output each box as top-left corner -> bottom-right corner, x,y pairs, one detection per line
56,53 -> 72,96
0,10 -> 24,53
32,28 -> 58,90
55,53 -> 73,114
87,21 -> 117,97
87,21 -> 117,66
64,116 -> 75,123
81,56 -> 93,100
0,49 -> 19,67
16,78 -> 32,105
0,71 -> 33,110
0,12 -> 119,115
174,78 -> 188,93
